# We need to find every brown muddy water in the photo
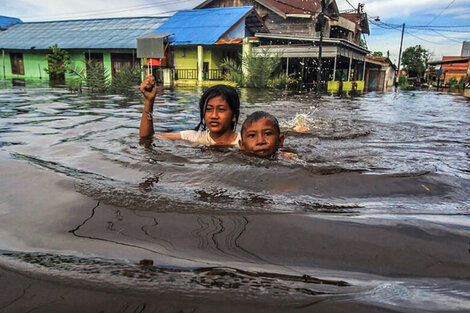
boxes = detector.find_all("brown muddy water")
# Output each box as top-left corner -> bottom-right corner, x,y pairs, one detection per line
0,80 -> 469,313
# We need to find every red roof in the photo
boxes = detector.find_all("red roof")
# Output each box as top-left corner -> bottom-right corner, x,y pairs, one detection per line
367,56 -> 388,63
196,0 -> 338,16
260,0 -> 321,14
366,56 -> 396,69
441,56 -> 469,71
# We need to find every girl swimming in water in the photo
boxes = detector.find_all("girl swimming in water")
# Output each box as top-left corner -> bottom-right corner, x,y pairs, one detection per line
139,75 -> 241,146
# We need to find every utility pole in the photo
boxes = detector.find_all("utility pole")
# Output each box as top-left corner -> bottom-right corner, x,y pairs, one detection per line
395,23 -> 405,89
315,0 -> 326,95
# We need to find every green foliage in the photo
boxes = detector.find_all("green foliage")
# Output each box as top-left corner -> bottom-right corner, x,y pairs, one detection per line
85,60 -> 108,93
109,65 -> 141,94
67,64 -> 86,93
398,74 -> 408,87
66,60 -> 139,94
447,77 -> 465,91
458,76 -> 465,89
372,51 -> 383,57
221,58 -> 244,86
267,73 -> 300,89
243,50 -> 281,88
402,45 -> 430,79
45,44 -> 70,81
222,50 -> 296,89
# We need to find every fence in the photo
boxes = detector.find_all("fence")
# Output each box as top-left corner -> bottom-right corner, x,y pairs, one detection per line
175,69 -> 224,81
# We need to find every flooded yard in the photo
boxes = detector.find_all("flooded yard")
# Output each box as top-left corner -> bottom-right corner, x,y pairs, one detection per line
0,80 -> 469,312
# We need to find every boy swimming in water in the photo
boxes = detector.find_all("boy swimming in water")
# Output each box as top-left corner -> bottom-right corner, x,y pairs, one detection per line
239,111 -> 285,158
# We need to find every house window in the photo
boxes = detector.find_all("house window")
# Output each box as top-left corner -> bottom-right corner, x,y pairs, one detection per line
85,52 -> 104,64
110,53 -> 139,76
10,53 -> 25,75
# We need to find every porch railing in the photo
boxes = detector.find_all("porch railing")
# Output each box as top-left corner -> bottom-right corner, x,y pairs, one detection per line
175,69 -> 225,81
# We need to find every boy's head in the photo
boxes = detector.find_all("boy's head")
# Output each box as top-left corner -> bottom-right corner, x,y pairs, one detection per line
240,111 -> 284,158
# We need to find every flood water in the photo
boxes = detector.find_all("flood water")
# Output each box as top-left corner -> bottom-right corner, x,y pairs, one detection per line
0,80 -> 469,312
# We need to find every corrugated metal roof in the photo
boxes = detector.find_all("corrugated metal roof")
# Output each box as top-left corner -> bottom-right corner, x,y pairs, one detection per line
154,6 -> 253,45
0,17 -> 167,50
0,16 -> 22,29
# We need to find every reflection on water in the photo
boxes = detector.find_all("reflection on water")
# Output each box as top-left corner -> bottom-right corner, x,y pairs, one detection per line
1,80 -> 470,312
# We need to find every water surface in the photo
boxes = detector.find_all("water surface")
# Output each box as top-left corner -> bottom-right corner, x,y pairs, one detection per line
0,81 -> 469,312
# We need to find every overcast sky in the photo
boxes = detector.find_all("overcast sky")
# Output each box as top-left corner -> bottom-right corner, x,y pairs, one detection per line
3,0 -> 469,62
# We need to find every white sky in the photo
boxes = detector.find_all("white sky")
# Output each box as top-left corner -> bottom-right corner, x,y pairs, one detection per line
3,0 -> 469,61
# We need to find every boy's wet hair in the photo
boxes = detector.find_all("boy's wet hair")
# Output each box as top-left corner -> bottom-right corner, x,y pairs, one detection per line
241,111 -> 280,136
195,85 -> 240,131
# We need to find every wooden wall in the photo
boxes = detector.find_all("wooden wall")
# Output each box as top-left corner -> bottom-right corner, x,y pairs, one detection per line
199,0 -> 315,37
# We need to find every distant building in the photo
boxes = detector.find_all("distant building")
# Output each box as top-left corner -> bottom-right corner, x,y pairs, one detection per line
0,16 -> 22,30
0,17 -> 167,80
154,6 -> 266,83
461,41 -> 470,57
426,42 -> 470,88
365,56 -> 396,91
195,0 -> 370,90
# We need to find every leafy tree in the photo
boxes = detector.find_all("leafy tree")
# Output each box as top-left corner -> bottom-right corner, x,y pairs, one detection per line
372,51 -> 383,57
45,44 -> 70,81
401,45 -> 430,80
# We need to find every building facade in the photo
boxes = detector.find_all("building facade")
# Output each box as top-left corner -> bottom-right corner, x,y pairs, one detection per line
195,0 -> 370,91
0,17 -> 167,81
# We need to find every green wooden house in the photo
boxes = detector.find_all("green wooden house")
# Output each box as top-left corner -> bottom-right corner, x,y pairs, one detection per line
0,17 -> 167,81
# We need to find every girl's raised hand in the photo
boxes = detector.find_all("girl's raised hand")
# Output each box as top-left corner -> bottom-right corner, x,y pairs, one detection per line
140,75 -> 157,100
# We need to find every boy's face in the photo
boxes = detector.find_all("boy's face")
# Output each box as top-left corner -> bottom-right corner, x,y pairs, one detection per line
240,117 -> 284,157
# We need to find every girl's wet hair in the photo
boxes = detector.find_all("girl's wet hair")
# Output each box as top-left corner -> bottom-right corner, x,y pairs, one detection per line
195,85 -> 240,131
241,111 -> 280,136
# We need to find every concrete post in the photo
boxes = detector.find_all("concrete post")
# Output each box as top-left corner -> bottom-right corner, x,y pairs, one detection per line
333,56 -> 337,81
362,60 -> 366,80
2,50 -> 5,79
348,56 -> 352,81
242,37 -> 252,77
286,57 -> 289,76
197,45 -> 203,82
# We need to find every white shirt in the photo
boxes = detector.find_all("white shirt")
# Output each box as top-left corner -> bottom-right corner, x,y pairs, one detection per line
180,130 -> 241,147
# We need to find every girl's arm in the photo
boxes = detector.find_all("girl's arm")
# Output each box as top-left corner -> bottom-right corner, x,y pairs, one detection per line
139,75 -> 158,138
139,75 -> 183,140
157,133 -> 182,139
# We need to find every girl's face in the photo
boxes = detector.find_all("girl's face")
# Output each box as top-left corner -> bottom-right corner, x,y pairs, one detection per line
204,96 -> 235,134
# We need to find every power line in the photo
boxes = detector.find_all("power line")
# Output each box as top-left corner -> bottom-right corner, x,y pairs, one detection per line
20,0 -> 196,20
429,29 -> 463,43
426,0 -> 457,26
344,0 -> 357,11
369,20 -> 448,45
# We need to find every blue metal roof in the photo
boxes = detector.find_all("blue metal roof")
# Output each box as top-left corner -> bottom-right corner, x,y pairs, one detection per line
0,16 -> 22,29
154,6 -> 253,45
0,16 -> 167,50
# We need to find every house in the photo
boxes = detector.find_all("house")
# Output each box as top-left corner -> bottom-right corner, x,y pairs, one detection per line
0,17 -> 167,80
365,56 -> 396,91
0,16 -> 22,30
428,42 -> 470,88
195,0 -> 340,37
194,0 -> 370,91
462,41 -> 470,57
338,12 -> 370,46
153,6 -> 267,84
434,56 -> 470,86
